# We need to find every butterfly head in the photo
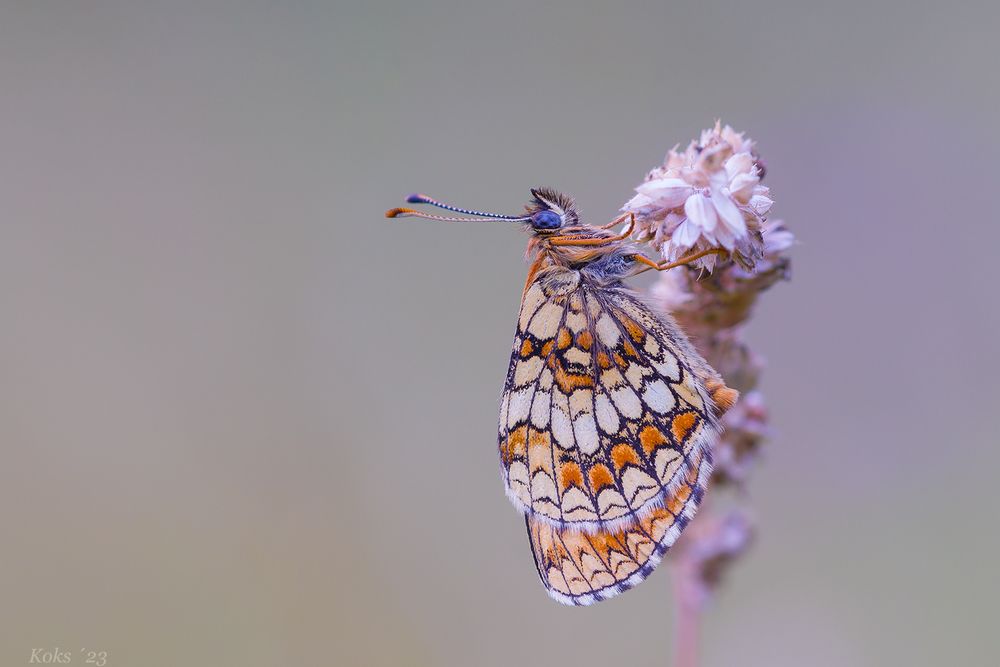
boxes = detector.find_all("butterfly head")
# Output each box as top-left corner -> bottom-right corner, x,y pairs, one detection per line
524,187 -> 579,233
385,187 -> 579,235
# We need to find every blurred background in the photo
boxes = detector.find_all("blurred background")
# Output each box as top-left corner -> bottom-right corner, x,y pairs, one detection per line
1,1 -> 998,665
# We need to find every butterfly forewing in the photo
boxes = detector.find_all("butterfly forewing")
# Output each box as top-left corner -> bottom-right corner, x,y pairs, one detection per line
498,267 -> 720,534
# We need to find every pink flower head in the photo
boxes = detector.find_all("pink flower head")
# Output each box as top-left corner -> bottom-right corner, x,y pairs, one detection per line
623,121 -> 774,270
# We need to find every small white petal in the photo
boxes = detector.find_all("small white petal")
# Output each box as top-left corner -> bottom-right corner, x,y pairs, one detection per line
671,217 -> 701,248
699,251 -> 718,271
636,177 -> 690,194
711,190 -> 748,238
728,173 -> 759,203
683,192 -> 718,232
708,169 -> 730,191
712,220 -> 737,250
698,224 -> 718,246
763,225 -> 795,253
623,192 -> 655,211
724,152 -> 755,180
695,142 -> 732,174
749,194 -> 774,215
636,178 -> 695,209
663,211 -> 683,230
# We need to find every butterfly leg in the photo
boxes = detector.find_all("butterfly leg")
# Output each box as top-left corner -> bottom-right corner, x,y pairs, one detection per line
597,212 -> 630,229
655,247 -> 729,270
632,248 -> 730,274
549,214 -> 636,247
605,212 -> 635,238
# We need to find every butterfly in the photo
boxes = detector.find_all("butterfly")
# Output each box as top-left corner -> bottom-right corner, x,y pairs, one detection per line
386,188 -> 738,605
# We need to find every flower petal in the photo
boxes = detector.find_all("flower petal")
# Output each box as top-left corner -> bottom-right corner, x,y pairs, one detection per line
728,173 -> 758,203
695,142 -> 733,175
762,220 -> 795,253
684,193 -> 718,233
636,178 -> 695,208
721,125 -> 753,154
712,221 -> 737,250
711,190 -> 748,238
623,192 -> 655,211
749,193 -> 774,215
636,177 -> 691,194
671,217 -> 702,248
724,152 -> 755,180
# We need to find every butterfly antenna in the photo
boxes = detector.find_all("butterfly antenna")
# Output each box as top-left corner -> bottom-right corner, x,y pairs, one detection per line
385,207 -> 528,223
386,194 -> 529,222
405,193 -> 527,220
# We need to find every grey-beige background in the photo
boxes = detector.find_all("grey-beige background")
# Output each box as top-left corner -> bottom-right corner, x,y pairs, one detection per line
1,1 -> 998,666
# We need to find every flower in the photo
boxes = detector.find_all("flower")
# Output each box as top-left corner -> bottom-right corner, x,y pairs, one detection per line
641,123 -> 791,663
624,121 -> 774,270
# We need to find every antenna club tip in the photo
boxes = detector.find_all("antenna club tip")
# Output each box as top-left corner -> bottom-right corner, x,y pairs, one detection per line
385,207 -> 413,218
406,193 -> 431,204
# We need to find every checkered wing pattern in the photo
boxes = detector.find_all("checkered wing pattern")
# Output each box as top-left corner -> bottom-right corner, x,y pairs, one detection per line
497,266 -> 722,603
527,446 -> 711,605
499,268 -> 719,532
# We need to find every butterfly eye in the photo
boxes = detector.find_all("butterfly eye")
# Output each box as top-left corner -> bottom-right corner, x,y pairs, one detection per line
531,210 -> 563,230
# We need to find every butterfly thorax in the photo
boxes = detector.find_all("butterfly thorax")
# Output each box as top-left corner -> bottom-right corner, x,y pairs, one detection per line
525,226 -> 639,293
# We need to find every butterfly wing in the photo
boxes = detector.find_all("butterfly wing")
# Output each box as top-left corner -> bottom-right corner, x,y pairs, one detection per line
527,446 -> 711,605
498,267 -> 722,533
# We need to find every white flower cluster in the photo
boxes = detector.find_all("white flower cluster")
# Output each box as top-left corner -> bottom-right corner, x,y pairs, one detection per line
623,122 -> 775,270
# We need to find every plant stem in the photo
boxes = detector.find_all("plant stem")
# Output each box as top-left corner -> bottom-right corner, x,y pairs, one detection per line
671,561 -> 702,667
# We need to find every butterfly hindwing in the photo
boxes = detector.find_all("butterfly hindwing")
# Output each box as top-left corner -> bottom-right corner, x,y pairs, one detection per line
527,446 -> 712,605
498,267 -> 721,533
